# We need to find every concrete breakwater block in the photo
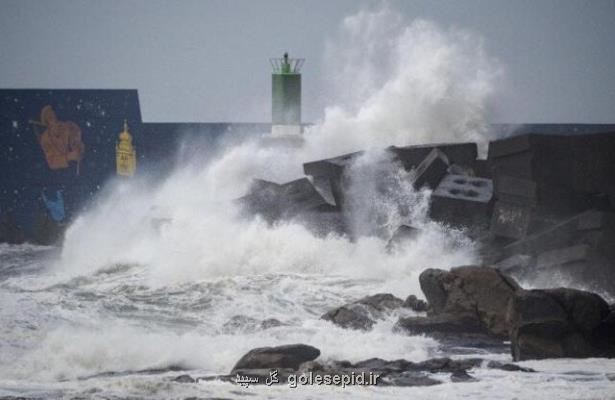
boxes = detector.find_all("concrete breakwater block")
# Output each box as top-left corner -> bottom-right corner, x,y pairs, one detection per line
493,175 -> 537,206
430,174 -> 494,228
412,149 -> 449,190
490,201 -> 533,240
570,132 -> 615,194
303,151 -> 361,208
488,132 -> 615,215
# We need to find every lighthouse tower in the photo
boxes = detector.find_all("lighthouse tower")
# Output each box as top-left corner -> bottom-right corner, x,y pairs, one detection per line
270,52 -> 304,136
116,120 -> 136,177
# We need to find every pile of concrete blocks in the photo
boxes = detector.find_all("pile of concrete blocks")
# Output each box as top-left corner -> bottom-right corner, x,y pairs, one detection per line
237,178 -> 335,221
488,132 -> 615,236
238,131 -> 615,294
302,142 -> 481,208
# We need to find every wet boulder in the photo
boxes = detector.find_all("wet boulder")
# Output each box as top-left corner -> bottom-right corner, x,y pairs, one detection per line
395,313 -> 487,336
418,266 -> 521,338
231,344 -> 320,373
507,288 -> 615,361
402,295 -> 428,312
322,293 -> 404,330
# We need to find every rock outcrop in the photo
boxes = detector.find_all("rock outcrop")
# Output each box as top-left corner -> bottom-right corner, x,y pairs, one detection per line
180,344 -> 535,388
507,288 -> 615,360
397,266 -> 520,339
322,293 -> 404,330
231,344 -> 320,373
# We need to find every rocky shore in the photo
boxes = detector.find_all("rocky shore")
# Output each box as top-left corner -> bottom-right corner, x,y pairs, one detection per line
172,266 -> 615,388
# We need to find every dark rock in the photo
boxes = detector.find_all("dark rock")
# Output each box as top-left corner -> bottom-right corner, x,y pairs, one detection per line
402,295 -> 428,312
358,293 -> 404,311
322,293 -> 404,330
451,370 -> 478,382
418,269 -> 449,312
322,306 -> 375,330
507,288 -> 615,361
486,360 -> 535,372
297,360 -> 324,373
172,374 -> 196,383
231,344 -> 320,373
412,149 -> 449,190
418,266 -> 521,338
223,354 -> 533,389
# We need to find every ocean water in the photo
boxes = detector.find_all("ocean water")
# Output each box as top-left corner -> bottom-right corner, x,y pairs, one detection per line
1,241 -> 615,400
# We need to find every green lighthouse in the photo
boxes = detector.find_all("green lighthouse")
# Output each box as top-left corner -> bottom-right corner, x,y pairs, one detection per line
270,52 -> 303,136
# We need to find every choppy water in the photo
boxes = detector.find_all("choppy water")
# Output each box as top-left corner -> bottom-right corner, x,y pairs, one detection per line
1,243 -> 615,400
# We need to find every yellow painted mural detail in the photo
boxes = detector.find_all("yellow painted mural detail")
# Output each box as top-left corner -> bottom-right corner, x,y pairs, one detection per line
30,105 -> 85,173
116,120 -> 136,177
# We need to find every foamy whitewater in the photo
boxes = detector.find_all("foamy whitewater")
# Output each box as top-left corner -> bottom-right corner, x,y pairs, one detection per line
1,7 -> 614,400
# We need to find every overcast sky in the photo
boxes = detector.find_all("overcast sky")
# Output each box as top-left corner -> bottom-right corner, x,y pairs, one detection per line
1,0 -> 614,123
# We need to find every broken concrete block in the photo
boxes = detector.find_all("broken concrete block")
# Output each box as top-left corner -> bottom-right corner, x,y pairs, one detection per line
412,149 -> 449,190
490,201 -> 533,240
430,174 -> 494,228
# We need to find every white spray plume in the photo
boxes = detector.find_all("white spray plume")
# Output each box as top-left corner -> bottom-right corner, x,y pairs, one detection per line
55,7 -> 500,286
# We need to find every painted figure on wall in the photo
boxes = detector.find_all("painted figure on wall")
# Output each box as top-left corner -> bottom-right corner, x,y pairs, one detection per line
42,190 -> 65,223
29,105 -> 85,175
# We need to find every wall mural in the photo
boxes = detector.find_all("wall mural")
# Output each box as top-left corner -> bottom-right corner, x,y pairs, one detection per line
30,105 -> 85,174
